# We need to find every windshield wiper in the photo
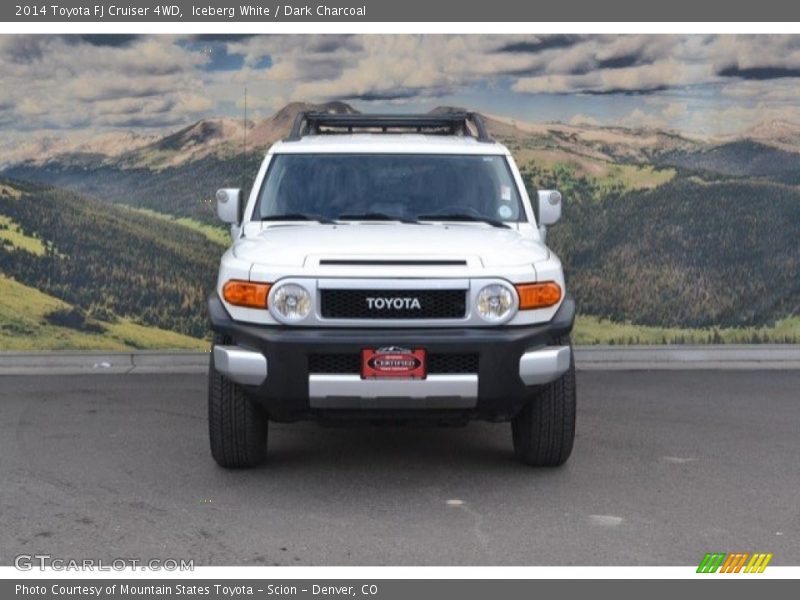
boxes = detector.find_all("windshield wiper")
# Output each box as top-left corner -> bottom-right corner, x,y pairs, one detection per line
337,212 -> 419,224
262,213 -> 335,224
416,213 -> 510,228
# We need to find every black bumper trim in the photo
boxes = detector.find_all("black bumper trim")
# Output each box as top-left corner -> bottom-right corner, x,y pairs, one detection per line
208,293 -> 575,421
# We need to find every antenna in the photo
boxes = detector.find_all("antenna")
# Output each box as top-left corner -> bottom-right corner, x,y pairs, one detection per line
242,86 -> 247,194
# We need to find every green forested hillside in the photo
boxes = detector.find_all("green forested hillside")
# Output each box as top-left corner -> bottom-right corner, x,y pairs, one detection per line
542,178 -> 800,328
3,107 -> 800,345
2,171 -> 799,347
0,274 -> 207,350
658,141 -> 800,184
573,314 -> 800,345
3,153 -> 262,224
0,178 -> 223,341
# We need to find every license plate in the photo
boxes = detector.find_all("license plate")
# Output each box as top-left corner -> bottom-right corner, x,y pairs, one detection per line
362,347 -> 426,379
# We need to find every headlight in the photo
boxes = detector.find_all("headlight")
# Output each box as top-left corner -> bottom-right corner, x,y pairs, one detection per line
476,284 -> 515,322
270,283 -> 311,321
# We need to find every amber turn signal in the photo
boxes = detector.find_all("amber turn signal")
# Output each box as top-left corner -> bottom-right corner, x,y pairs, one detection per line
515,282 -> 562,310
222,280 -> 271,309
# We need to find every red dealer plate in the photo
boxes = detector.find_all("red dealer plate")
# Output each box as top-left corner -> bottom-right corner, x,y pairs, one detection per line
362,347 -> 427,379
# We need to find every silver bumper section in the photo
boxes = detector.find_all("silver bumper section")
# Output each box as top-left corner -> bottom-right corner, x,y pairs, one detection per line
518,345 -> 571,385
309,374 -> 478,409
213,343 -> 570,405
213,345 -> 268,386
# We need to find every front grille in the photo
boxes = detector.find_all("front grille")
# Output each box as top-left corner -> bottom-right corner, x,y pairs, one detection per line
320,289 -> 467,320
309,353 -> 479,374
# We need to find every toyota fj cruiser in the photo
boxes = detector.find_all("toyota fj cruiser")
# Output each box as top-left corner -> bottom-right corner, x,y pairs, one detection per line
208,112 -> 576,468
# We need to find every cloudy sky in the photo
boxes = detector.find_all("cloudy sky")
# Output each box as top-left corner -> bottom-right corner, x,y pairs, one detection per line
3,34 -> 800,146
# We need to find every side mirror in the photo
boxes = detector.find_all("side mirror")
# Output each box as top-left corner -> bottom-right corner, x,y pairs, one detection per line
216,188 -> 242,224
536,190 -> 562,227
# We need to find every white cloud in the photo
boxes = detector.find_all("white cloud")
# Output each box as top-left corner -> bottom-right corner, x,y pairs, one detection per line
514,59 -> 714,95
0,35 -> 208,134
688,102 -> 800,135
661,102 -> 689,120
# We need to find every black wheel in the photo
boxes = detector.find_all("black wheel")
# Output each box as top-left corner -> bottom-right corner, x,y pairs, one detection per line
512,337 -> 576,466
208,333 -> 268,468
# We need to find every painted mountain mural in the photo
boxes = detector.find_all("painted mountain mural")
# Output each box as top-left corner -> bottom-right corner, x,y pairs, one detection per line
1,34 -> 799,348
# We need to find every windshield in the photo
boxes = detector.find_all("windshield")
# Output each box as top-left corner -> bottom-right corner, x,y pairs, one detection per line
254,153 -> 525,223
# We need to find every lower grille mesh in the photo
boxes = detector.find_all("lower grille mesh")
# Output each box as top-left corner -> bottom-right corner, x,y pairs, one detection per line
308,353 -> 479,374
428,353 -> 480,374
308,354 -> 361,374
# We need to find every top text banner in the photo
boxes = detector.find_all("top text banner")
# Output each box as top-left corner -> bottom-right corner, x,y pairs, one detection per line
5,0 -> 800,22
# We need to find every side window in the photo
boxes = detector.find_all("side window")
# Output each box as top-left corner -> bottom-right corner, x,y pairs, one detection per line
482,156 -> 521,222
257,159 -> 288,218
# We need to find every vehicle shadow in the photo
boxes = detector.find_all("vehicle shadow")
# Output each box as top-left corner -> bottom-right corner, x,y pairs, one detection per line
250,420 -> 559,475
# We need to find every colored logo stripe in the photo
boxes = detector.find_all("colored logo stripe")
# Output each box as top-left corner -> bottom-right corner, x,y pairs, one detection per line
720,553 -> 749,573
697,552 -> 773,573
744,553 -> 773,573
697,553 -> 726,573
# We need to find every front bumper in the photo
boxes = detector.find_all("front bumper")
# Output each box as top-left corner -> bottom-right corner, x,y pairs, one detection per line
208,292 -> 575,421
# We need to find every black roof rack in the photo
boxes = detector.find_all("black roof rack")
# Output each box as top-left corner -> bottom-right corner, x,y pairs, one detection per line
286,112 -> 493,143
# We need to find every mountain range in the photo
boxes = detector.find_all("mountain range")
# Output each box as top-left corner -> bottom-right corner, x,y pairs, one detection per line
8,101 -> 800,221
8,103 -> 800,170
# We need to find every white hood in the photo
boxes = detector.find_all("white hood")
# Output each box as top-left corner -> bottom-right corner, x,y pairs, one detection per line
233,223 -> 548,268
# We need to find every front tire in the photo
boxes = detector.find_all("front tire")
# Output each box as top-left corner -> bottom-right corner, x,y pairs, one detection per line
208,334 -> 268,468
511,338 -> 576,466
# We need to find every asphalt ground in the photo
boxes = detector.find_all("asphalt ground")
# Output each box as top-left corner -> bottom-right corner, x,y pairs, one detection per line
1,371 -> 798,566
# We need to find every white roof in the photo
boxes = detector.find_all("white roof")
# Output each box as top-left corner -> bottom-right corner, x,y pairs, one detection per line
269,134 -> 510,155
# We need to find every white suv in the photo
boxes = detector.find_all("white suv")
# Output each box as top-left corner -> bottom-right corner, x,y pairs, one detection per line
208,112 -> 576,468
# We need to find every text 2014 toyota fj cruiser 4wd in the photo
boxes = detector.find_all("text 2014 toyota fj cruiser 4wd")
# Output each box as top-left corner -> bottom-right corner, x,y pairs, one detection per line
208,112 -> 576,468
